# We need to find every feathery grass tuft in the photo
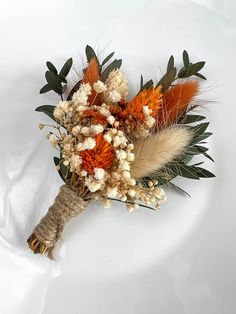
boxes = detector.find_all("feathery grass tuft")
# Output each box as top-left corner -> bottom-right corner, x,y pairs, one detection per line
130,127 -> 193,179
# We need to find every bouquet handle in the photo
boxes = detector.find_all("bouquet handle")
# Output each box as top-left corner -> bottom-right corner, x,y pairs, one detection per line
27,185 -> 88,259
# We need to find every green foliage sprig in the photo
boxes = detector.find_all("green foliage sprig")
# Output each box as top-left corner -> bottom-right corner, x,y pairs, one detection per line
40,58 -> 73,99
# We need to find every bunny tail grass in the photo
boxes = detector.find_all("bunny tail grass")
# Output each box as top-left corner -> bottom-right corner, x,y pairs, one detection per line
130,127 -> 193,180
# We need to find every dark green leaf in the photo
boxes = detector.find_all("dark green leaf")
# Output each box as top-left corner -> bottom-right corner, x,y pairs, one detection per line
178,61 -> 205,78
202,151 -> 214,162
35,105 -> 56,121
192,162 -> 204,166
186,145 -> 208,155
191,132 -> 213,145
195,145 -> 209,153
85,45 -> 99,64
45,71 -> 62,94
195,72 -> 207,80
101,52 -> 115,66
59,75 -> 67,83
59,57 -> 73,78
39,84 -> 52,94
140,75 -> 144,90
46,61 -> 58,74
67,80 -> 81,100
157,67 -> 177,91
53,157 -> 65,182
101,59 -> 122,81
192,122 -> 209,136
53,156 -> 70,181
141,79 -> 153,91
179,114 -> 206,124
167,55 -> 174,71
177,164 -> 200,179
182,50 -> 189,67
195,167 -> 215,178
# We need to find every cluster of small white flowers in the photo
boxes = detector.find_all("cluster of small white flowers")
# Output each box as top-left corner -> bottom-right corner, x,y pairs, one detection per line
45,75 -> 167,211
103,69 -> 128,103
72,83 -> 91,106
93,80 -> 107,93
98,103 -> 111,117
142,105 -> 156,128
82,137 -> 96,150
107,90 -> 121,103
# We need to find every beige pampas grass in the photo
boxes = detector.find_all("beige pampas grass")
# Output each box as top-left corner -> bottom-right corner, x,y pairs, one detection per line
130,127 -> 193,179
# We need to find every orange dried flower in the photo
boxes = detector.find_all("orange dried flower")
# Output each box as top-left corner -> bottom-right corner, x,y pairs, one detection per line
158,81 -> 199,127
83,110 -> 107,125
80,133 -> 114,174
121,86 -> 162,122
83,57 -> 101,105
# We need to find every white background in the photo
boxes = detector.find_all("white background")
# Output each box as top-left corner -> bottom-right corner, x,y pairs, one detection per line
0,0 -> 236,313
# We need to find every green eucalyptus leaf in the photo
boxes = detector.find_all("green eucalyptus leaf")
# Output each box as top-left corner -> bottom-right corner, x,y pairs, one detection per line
195,167 -> 215,178
101,59 -> 122,81
85,45 -> 100,65
45,71 -> 62,94
101,52 -> 115,66
202,151 -> 214,162
59,58 -> 73,78
177,164 -> 200,179
192,122 -> 209,136
167,55 -> 174,71
179,114 -> 206,124
194,72 -> 207,80
59,75 -> 67,83
46,61 -> 58,74
178,61 -> 205,78
182,50 -> 190,67
186,146 -> 208,155
39,84 -> 52,94
157,67 -> 177,91
35,105 -> 56,121
191,131 -> 213,145
141,79 -> 153,91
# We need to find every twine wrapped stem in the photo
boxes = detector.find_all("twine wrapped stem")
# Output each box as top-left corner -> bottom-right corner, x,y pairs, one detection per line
27,185 -> 88,259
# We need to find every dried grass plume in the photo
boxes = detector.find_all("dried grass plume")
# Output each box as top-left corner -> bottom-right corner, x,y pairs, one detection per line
130,127 -> 193,179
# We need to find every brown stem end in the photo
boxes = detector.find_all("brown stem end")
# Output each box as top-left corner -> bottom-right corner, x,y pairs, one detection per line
27,233 -> 54,259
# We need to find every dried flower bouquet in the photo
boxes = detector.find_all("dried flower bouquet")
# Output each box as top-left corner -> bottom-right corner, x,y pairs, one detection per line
27,46 -> 214,258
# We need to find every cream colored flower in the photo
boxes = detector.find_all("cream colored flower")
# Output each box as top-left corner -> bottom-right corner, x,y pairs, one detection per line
49,134 -> 58,147
102,199 -> 111,208
103,69 -> 128,101
82,137 -> 96,150
93,80 -> 107,93
107,115 -> 115,125
72,83 -> 91,105
94,168 -> 105,180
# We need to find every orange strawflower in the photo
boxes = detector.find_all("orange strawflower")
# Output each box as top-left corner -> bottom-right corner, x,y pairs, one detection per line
80,133 -> 114,174
121,86 -> 162,122
83,110 -> 107,125
158,81 -> 199,127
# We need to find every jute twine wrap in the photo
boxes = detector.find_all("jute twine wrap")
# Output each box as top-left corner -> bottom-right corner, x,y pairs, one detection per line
27,185 -> 88,259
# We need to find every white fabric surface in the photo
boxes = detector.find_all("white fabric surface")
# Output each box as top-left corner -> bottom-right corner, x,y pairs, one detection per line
0,0 -> 236,313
